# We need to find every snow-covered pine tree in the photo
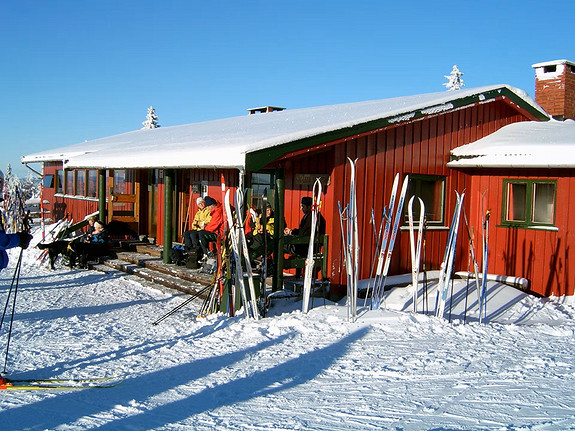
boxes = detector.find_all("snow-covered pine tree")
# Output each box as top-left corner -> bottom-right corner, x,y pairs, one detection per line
142,106 -> 160,129
3,164 -> 21,232
1,165 -> 39,232
443,65 -> 464,91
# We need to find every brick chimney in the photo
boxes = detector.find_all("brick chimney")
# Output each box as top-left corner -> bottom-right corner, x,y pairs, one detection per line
247,106 -> 285,115
532,59 -> 575,120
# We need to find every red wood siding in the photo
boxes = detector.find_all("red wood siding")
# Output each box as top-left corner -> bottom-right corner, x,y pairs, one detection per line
458,169 -> 575,297
41,162 -> 99,225
277,98 -> 533,294
170,168 -> 239,244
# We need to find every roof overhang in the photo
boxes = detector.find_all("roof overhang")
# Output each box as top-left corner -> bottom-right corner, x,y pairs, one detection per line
246,86 -> 549,171
448,119 -> 575,169
21,85 -> 548,172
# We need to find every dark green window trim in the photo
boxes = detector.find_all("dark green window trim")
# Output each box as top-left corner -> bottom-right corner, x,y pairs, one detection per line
404,174 -> 446,226
501,179 -> 557,228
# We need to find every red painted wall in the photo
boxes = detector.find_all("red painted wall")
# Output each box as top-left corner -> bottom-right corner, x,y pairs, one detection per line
278,98 -> 533,294
457,169 -> 575,297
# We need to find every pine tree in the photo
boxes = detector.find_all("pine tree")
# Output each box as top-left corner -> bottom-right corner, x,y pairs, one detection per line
443,65 -> 464,91
142,106 -> 160,129
1,165 -> 39,232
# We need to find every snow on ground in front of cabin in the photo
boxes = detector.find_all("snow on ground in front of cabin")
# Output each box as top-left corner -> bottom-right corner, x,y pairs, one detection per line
0,228 -> 575,430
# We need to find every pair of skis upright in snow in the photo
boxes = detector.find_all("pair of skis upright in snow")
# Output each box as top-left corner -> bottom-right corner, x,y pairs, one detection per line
302,178 -> 323,314
433,190 -> 490,323
370,173 -> 410,311
224,188 -> 260,320
434,191 -> 465,318
479,200 -> 490,324
407,196 -> 425,313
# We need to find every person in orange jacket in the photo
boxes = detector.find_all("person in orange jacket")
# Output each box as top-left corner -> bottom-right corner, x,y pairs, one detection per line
197,196 -> 224,260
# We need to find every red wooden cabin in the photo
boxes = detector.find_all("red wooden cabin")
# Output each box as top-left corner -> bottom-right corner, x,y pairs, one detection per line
25,67 -> 569,298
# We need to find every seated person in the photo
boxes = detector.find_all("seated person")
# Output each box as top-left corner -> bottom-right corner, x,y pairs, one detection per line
82,215 -> 99,242
197,196 -> 224,261
249,203 -> 277,264
284,196 -> 326,256
69,221 -> 110,268
183,197 -> 212,253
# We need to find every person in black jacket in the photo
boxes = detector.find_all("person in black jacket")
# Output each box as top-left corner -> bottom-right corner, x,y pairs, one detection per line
284,196 -> 325,256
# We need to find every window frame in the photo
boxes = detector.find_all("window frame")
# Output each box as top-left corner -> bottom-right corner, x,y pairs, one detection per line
86,170 -> 98,198
501,179 -> 557,228
55,170 -> 64,194
75,169 -> 86,197
404,174 -> 446,226
64,170 -> 75,195
250,171 -> 274,209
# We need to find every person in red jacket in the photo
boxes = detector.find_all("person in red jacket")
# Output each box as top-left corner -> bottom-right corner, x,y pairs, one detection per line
197,196 -> 224,260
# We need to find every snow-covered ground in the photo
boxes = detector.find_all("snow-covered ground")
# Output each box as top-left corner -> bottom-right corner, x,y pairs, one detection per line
1,229 -> 575,430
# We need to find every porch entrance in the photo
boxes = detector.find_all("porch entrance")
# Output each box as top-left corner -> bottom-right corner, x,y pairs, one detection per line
107,169 -> 141,234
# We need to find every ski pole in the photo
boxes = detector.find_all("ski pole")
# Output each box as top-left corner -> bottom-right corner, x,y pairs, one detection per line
152,285 -> 212,326
422,218 -> 428,315
448,277 -> 454,323
2,250 -> 23,373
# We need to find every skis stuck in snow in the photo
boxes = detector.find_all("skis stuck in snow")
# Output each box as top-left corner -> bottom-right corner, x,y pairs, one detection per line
371,175 -> 409,310
435,191 -> 464,319
407,196 -> 425,313
302,178 -> 323,314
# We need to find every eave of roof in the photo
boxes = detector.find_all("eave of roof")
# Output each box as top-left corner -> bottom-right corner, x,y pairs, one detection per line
21,84 -> 548,171
448,119 -> 575,169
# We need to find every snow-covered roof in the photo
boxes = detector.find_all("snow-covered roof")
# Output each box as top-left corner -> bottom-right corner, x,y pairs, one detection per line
448,119 -> 575,168
21,85 -> 547,171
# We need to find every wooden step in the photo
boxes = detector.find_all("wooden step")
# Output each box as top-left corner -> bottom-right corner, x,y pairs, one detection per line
112,251 -> 213,286
98,258 -> 209,297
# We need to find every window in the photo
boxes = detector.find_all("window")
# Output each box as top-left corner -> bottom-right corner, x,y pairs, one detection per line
405,175 -> 446,225
75,170 -> 85,196
503,180 -> 556,227
251,172 -> 273,209
114,170 -> 127,194
42,175 -> 54,188
55,170 -> 63,194
65,170 -> 74,195
87,170 -> 98,198
113,169 -> 134,194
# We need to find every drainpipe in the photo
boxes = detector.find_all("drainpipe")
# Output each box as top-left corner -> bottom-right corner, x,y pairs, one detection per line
273,169 -> 285,292
98,170 -> 106,222
163,169 -> 174,264
23,163 -> 42,177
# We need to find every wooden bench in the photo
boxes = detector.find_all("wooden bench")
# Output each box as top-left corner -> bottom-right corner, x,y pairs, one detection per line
282,234 -> 329,280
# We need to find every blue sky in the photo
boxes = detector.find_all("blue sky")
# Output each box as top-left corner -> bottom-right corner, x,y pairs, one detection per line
2,0 -> 574,177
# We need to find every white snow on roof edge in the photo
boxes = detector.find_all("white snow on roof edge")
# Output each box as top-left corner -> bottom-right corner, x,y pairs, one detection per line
449,119 -> 575,168
22,84 -> 548,170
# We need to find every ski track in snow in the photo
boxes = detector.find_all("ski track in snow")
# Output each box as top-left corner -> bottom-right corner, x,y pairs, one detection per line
0,242 -> 574,430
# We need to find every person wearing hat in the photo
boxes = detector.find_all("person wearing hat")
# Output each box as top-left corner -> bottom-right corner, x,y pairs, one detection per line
183,197 -> 212,253
284,196 -> 326,256
0,169 -> 33,272
197,196 -> 224,260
